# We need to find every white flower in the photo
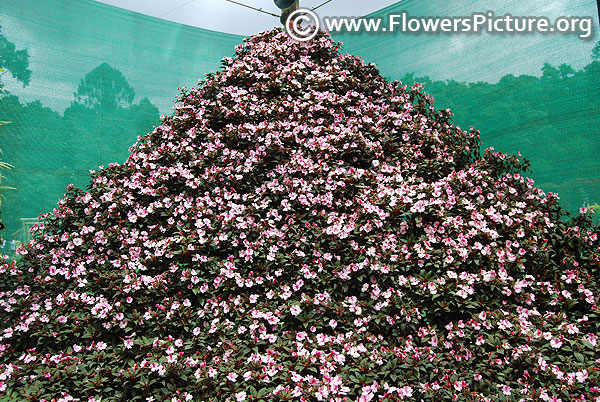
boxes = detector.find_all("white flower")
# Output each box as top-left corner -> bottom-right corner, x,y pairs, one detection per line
576,369 -> 588,383
497,320 -> 512,330
499,384 -> 511,396
550,338 -> 562,348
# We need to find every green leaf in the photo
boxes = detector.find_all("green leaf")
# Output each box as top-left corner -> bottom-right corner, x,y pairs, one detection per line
582,340 -> 596,350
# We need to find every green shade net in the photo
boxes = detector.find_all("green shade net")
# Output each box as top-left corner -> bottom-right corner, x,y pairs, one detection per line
0,0 -> 242,251
0,0 -> 598,253
333,0 -> 600,221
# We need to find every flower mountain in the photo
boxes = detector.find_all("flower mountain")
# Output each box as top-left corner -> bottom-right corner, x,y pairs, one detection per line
0,29 -> 598,402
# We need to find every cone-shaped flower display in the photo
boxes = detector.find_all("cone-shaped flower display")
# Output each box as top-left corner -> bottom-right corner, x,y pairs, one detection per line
0,29 -> 599,402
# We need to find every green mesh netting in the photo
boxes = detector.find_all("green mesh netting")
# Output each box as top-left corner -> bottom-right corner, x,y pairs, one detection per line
0,0 -> 598,253
0,0 -> 242,251
334,0 -> 600,219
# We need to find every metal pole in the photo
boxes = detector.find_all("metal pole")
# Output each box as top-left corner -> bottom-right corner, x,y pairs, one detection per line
280,0 -> 300,26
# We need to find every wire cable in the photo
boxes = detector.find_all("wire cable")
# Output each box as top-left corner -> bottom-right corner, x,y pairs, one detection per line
223,0 -> 279,17
159,0 -> 197,17
312,0 -> 334,11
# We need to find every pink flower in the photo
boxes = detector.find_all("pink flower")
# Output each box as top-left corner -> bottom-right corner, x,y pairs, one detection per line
235,392 -> 246,401
576,369 -> 588,383
499,384 -> 511,396
227,372 -> 238,382
550,338 -> 562,348
96,341 -> 107,351
398,386 -> 413,398
566,324 -> 579,334
497,320 -> 512,330
584,333 -> 598,347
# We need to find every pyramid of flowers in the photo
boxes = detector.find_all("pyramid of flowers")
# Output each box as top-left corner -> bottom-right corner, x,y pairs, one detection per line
0,29 -> 599,402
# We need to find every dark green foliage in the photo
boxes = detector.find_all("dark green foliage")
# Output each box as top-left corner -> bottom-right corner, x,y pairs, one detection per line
0,29 -> 598,402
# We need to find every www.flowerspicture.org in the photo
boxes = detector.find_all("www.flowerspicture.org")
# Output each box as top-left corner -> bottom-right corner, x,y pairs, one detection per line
286,9 -> 594,42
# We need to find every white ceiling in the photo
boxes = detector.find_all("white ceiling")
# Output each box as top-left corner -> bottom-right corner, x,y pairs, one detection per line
93,0 -> 402,35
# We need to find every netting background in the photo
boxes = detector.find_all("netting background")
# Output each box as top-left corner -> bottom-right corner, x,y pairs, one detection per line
336,0 -> 600,223
0,0 -> 598,253
0,0 -> 243,252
